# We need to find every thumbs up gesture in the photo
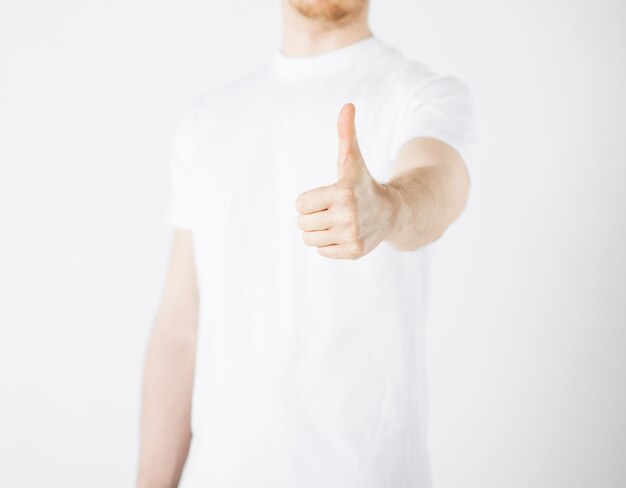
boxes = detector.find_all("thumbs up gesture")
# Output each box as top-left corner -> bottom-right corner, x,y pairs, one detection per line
295,103 -> 397,260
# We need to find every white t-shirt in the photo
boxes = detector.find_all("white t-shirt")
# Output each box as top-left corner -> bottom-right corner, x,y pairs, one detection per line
165,35 -> 474,488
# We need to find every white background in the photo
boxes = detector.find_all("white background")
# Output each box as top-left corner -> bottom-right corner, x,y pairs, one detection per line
1,0 -> 624,486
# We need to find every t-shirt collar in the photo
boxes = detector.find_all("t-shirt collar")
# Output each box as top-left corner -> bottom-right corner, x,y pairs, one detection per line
269,35 -> 385,82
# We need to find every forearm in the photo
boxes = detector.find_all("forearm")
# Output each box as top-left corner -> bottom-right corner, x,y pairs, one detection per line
137,314 -> 197,488
382,148 -> 470,251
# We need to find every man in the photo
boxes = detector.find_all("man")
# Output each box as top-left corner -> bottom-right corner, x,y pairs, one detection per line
137,0 -> 474,486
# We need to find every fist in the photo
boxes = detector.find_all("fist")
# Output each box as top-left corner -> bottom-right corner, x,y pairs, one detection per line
295,103 -> 396,260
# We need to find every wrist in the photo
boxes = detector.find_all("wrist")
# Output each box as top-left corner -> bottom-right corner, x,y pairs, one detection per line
378,181 -> 402,241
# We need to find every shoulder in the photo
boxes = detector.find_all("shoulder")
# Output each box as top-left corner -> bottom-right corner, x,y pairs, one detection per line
377,42 -> 472,107
374,41 -> 476,156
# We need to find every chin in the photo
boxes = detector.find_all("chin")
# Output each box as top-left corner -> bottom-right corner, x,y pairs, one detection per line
289,0 -> 367,22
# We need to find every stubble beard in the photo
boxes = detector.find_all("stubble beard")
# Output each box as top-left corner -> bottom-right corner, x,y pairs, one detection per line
288,0 -> 367,23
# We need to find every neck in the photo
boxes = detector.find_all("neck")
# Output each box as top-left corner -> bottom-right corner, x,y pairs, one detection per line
280,0 -> 372,57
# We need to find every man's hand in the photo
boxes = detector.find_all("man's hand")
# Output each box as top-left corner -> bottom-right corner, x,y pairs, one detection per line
295,102 -> 397,260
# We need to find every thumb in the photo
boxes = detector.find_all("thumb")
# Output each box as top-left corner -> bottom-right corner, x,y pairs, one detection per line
336,102 -> 365,180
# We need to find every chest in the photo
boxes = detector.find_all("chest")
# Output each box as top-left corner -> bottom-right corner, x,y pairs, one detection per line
189,84 -> 399,242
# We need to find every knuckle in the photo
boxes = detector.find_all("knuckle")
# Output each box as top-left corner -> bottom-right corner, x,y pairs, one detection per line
335,185 -> 356,206
344,247 -> 359,260
341,239 -> 364,260
335,205 -> 358,226
332,208 -> 350,226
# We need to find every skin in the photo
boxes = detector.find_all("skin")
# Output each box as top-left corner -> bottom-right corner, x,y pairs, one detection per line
137,1 -> 470,486
137,230 -> 198,488
296,102 -> 470,258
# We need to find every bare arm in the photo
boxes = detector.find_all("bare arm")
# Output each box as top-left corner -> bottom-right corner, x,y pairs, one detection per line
294,103 -> 470,259
382,136 -> 470,251
137,229 -> 199,488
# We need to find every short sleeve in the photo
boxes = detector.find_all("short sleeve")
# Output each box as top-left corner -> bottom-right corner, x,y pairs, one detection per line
389,75 -> 476,163
164,103 -> 197,230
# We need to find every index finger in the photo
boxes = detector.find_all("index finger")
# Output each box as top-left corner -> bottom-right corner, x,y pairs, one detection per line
295,184 -> 336,214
